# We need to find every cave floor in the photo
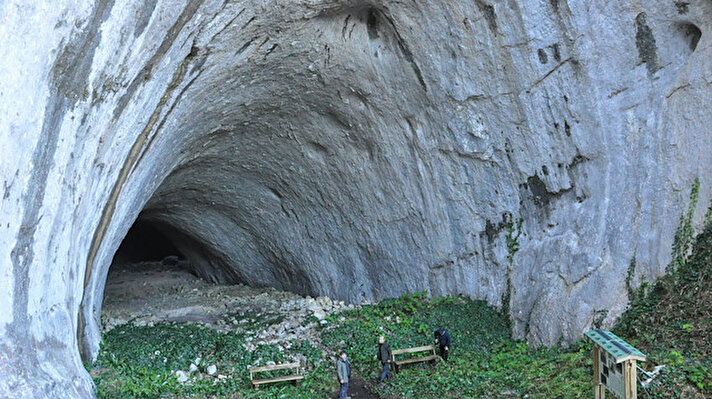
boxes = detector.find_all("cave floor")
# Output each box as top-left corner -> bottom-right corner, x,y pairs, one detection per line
102,261 -> 352,346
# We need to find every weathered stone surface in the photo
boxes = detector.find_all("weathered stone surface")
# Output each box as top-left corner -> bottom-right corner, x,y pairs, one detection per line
1,0 -> 711,397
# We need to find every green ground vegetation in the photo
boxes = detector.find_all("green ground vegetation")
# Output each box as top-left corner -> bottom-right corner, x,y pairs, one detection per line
321,293 -> 591,398
91,322 -> 335,398
93,270 -> 711,398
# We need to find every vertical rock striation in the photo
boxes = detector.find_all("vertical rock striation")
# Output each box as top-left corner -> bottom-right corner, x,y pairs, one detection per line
0,0 -> 711,397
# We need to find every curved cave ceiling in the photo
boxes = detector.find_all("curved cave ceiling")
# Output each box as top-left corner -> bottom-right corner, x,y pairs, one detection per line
125,5 -> 435,297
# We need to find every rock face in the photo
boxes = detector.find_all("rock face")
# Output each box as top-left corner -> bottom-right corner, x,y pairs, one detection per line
1,0 -> 711,397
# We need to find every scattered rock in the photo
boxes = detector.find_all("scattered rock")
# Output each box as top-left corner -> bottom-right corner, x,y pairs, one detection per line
175,370 -> 189,383
99,264 -> 351,380
313,308 -> 327,320
306,299 -> 321,312
316,296 -> 333,308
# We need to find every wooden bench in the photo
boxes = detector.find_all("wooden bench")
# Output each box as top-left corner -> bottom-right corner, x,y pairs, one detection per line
249,361 -> 303,390
391,345 -> 439,372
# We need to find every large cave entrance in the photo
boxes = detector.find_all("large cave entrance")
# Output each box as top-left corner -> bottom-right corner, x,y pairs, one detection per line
79,2 -> 442,363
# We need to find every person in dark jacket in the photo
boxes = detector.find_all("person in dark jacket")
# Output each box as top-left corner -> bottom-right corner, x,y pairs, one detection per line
337,351 -> 351,399
434,328 -> 451,361
376,335 -> 393,382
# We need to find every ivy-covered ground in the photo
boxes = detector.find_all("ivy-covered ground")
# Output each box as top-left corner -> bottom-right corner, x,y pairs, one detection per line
91,322 -> 336,398
92,295 -> 596,398
91,206 -> 712,398
321,293 -> 591,398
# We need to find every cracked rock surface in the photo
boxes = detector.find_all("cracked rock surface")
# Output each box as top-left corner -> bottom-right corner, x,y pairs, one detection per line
1,0 -> 711,397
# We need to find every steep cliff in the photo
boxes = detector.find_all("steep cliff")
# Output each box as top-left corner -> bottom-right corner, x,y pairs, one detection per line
1,0 -> 711,397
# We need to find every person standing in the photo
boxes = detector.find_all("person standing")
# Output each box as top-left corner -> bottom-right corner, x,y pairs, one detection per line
337,351 -> 351,399
376,335 -> 393,382
434,327 -> 451,361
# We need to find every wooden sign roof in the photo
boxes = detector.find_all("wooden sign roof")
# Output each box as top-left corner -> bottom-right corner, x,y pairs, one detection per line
585,329 -> 647,363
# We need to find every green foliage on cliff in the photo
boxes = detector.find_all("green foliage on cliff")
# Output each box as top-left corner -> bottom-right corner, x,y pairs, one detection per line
614,221 -> 712,397
670,178 -> 701,271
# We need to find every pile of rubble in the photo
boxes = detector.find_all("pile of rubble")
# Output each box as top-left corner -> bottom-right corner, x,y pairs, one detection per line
101,260 -> 357,349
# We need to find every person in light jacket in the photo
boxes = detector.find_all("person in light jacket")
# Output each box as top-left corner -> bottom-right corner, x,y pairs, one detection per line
337,351 -> 351,399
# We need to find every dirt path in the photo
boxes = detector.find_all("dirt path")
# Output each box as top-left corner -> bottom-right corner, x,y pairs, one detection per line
348,376 -> 379,399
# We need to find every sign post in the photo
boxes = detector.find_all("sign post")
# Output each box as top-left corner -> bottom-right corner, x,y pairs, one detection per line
585,329 -> 646,399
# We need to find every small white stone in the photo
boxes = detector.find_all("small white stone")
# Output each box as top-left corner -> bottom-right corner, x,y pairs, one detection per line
313,309 -> 327,320
176,370 -> 189,383
207,365 -> 217,375
306,300 -> 320,312
189,363 -> 198,373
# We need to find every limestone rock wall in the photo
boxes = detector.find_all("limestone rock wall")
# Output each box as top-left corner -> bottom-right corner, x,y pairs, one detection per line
1,0 -> 711,397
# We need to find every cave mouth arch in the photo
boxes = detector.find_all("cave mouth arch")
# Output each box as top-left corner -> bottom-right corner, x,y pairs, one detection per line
79,0 -> 442,363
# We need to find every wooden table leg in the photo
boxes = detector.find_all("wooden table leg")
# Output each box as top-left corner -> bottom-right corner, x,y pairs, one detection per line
625,360 -> 637,399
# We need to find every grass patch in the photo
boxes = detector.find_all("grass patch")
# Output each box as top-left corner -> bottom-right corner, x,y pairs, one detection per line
93,280 -> 710,398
